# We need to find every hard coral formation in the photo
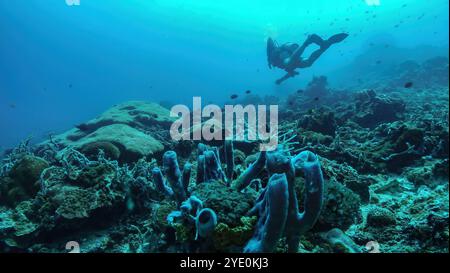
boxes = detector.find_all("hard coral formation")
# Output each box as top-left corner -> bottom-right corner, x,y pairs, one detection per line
351,89 -> 405,128
0,156 -> 49,207
365,206 -> 396,228
39,101 -> 174,163
193,182 -> 253,227
298,108 -> 337,136
314,178 -> 362,231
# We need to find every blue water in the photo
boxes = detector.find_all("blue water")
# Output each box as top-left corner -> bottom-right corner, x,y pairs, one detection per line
0,0 -> 448,149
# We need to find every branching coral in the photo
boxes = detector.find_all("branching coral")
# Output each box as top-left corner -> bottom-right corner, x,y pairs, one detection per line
0,137 -> 33,178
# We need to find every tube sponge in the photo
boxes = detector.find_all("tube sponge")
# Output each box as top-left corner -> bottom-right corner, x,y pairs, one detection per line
244,173 -> 289,253
195,208 -> 218,239
224,140 -> 235,184
163,151 -> 187,204
196,144 -> 226,184
196,154 -> 206,184
182,163 -> 192,194
286,150 -> 324,252
151,167 -> 174,197
243,148 -> 325,253
233,151 -> 266,192
180,195 -> 203,216
167,195 -> 204,225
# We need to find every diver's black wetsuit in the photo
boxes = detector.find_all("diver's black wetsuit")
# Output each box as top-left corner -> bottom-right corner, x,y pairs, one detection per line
267,33 -> 348,84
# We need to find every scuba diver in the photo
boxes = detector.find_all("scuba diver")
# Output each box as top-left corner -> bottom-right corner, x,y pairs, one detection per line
267,33 -> 349,84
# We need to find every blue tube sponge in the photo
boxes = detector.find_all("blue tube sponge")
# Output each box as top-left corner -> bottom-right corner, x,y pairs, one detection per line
163,151 -> 187,204
196,144 -> 227,184
244,173 -> 289,253
233,151 -> 266,191
195,208 -> 218,240
167,195 -> 203,225
224,140 -> 235,184
151,167 -> 174,197
182,162 -> 192,194
243,146 -> 325,253
286,151 -> 324,252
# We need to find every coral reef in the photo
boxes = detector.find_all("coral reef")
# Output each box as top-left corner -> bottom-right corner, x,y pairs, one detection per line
0,57 -> 448,253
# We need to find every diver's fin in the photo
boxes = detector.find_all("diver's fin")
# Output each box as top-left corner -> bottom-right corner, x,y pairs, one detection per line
267,38 -> 276,69
327,33 -> 349,45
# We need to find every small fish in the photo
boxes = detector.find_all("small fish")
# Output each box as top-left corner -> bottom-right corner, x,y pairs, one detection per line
245,90 -> 251,94
68,84 -> 73,88
230,94 -> 238,99
314,97 -> 320,101
296,89 -> 303,94
9,103 -> 16,109
375,60 -> 382,65
404,82 -> 413,88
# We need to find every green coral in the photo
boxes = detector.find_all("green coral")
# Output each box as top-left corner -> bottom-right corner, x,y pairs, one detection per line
192,181 -> 254,227
212,216 -> 256,251
55,188 -> 97,219
0,156 -> 49,206
172,222 -> 194,243
315,178 -> 362,231
153,201 -> 177,231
